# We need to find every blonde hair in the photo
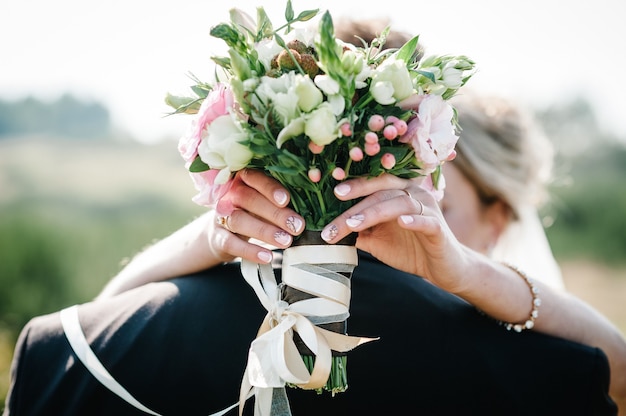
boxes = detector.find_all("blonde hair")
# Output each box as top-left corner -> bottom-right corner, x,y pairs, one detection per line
450,92 -> 555,219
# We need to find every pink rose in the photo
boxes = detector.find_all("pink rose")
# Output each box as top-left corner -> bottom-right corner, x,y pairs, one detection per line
399,94 -> 458,174
189,169 -> 234,207
178,83 -> 235,164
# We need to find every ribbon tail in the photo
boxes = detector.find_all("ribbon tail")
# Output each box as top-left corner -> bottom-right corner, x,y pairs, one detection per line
239,368 -> 254,416
270,387 -> 292,416
315,326 -> 379,352
254,387 -> 271,416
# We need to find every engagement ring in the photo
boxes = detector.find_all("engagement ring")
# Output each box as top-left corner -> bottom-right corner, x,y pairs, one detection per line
216,215 -> 232,231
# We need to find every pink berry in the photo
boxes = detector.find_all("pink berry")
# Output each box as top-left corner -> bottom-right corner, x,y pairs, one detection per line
364,131 -> 379,144
367,115 -> 385,132
383,125 -> 398,140
385,115 -> 399,124
308,141 -> 324,154
394,119 -> 408,135
340,122 -> 352,137
308,168 -> 321,183
381,153 -> 396,169
365,142 -> 381,156
332,167 -> 346,180
349,146 -> 364,161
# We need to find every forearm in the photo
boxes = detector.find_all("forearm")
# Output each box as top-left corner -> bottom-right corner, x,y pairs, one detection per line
97,211 -> 231,299
458,252 -> 626,410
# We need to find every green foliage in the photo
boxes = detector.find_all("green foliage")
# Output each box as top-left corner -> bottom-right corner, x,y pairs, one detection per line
544,142 -> 626,265
0,198 -> 199,333
536,99 -> 626,265
0,95 -> 111,139
0,210 -> 77,331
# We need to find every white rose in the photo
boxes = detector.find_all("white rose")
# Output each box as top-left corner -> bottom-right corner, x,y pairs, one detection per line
305,103 -> 340,146
197,114 -> 253,183
314,74 -> 340,96
327,94 -> 345,116
370,80 -> 395,105
252,74 -> 300,126
440,61 -> 463,90
370,58 -> 414,104
276,116 -> 305,148
294,74 -> 323,112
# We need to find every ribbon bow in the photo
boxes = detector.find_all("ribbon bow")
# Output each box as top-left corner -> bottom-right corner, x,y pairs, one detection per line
238,245 -> 376,416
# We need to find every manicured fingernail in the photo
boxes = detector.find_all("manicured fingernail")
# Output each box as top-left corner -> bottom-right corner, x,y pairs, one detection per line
400,215 -> 414,224
334,183 -> 351,197
286,216 -> 303,233
346,214 -> 364,228
274,230 -> 292,246
257,251 -> 273,263
274,190 -> 288,205
321,224 -> 338,242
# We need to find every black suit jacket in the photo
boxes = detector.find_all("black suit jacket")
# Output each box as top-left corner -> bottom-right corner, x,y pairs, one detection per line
5,253 -> 617,415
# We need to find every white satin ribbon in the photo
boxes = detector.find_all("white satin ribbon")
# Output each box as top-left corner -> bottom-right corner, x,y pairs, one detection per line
238,245 -> 377,416
60,304 -> 239,416
59,245 -> 375,416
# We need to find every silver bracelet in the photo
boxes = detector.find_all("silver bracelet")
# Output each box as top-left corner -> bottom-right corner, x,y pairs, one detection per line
498,263 -> 541,332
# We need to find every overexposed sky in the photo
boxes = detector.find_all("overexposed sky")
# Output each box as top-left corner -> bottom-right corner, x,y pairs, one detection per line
1,0 -> 625,143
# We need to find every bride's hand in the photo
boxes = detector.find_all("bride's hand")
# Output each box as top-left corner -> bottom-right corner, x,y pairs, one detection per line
209,169 -> 305,264
320,173 -> 471,293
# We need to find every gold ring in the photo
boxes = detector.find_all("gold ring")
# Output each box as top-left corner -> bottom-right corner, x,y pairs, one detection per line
216,215 -> 232,231
402,189 -> 424,215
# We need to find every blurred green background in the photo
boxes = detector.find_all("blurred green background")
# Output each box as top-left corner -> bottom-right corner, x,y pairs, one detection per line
0,95 -> 625,408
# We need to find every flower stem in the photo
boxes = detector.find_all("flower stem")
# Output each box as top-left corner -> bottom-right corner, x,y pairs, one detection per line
295,354 -> 348,396
315,189 -> 326,216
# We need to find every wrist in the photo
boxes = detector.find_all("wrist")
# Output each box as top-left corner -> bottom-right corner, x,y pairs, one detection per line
452,252 -> 537,325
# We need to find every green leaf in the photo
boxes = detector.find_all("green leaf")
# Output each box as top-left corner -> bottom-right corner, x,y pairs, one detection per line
248,142 -> 275,156
416,69 -> 436,83
285,0 -> 294,22
274,33 -> 287,48
163,93 -> 201,114
295,9 -> 319,22
265,165 -> 301,176
211,56 -> 231,74
395,35 -> 420,64
189,156 -> 210,173
210,23 -> 242,49
256,7 -> 274,40
431,165 -> 442,189
229,49 -> 252,80
190,85 -> 210,98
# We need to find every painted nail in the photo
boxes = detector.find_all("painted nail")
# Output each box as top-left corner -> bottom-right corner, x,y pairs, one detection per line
274,230 -> 292,246
321,224 -> 338,242
346,214 -> 364,228
400,215 -> 414,224
334,183 -> 351,197
286,216 -> 303,233
257,251 -> 273,263
274,190 -> 288,205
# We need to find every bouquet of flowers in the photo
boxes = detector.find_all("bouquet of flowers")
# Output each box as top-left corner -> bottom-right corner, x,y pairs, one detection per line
167,1 -> 474,412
